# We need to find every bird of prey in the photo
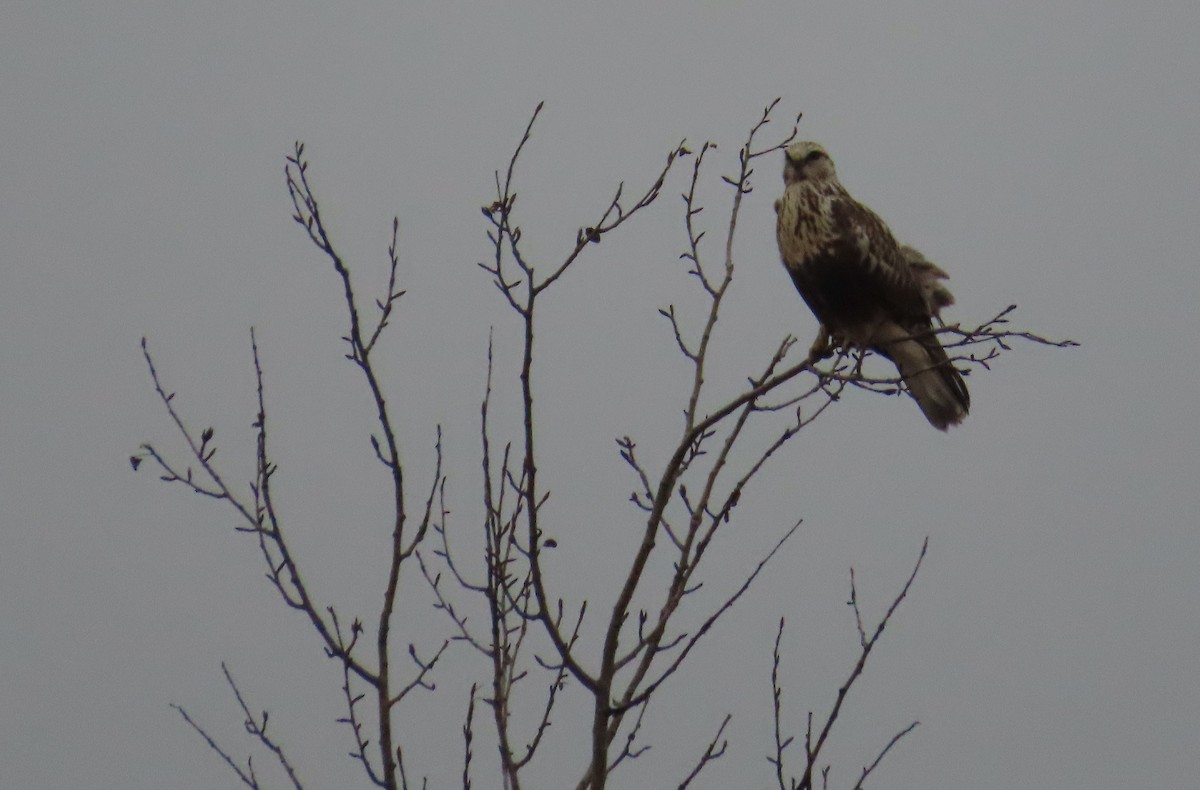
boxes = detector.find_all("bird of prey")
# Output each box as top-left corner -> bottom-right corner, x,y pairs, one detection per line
774,142 -> 969,430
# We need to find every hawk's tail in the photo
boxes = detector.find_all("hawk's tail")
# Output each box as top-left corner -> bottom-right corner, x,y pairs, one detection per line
877,324 -> 970,431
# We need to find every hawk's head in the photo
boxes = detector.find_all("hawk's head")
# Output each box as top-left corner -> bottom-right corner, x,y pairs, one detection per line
783,142 -> 836,186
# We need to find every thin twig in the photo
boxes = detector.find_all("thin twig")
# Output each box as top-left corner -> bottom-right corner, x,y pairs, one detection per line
677,714 -> 732,789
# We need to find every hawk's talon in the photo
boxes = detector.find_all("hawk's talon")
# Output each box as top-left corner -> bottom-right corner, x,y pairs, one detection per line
808,325 -> 835,362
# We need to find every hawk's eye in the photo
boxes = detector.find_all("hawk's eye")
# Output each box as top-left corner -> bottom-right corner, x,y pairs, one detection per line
804,150 -> 824,164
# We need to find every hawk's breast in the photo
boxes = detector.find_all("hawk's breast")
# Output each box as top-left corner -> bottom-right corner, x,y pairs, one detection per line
776,182 -> 897,333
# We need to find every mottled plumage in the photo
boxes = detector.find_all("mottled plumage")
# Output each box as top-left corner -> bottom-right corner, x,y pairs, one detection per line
774,142 -> 969,430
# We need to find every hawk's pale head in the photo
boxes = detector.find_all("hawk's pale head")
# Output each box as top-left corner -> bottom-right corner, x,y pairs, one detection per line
783,141 -> 837,186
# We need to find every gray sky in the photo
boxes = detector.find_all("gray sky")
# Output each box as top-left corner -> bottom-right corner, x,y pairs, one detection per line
3,1 -> 1198,787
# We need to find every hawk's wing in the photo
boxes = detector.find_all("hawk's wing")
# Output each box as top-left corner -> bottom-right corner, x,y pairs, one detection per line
778,180 -> 931,334
826,192 -> 930,325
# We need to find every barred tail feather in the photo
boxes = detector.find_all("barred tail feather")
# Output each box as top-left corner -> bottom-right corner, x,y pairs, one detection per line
878,326 -> 970,431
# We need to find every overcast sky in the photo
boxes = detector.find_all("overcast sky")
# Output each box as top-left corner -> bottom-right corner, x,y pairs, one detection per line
3,2 -> 1198,788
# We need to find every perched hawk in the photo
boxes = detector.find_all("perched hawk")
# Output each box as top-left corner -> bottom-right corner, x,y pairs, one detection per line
774,142 -> 969,430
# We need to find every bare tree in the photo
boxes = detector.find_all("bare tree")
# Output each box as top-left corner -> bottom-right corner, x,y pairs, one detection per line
134,100 -> 1075,789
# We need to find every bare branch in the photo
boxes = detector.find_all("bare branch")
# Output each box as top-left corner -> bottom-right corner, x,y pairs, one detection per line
800,539 -> 929,790
537,141 -> 688,295
606,698 -> 652,773
768,618 -> 793,790
364,217 -> 407,355
852,721 -> 920,790
171,703 -> 261,789
462,684 -> 477,790
171,663 -> 303,790
611,519 -> 802,715
222,663 -> 304,790
677,713 -> 732,790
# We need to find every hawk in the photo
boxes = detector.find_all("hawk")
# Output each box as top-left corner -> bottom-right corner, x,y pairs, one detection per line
774,142 -> 969,430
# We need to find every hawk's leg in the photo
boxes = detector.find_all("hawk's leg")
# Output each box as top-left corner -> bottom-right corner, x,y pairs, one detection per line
808,324 -> 836,361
